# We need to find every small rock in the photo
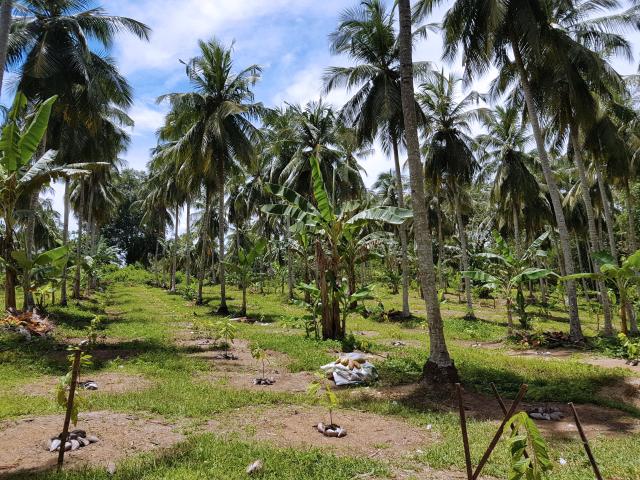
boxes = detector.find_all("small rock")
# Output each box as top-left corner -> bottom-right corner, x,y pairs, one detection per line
246,460 -> 263,475
559,457 -> 567,466
426,424 -> 433,430
529,413 -> 545,420
79,437 -> 90,447
549,412 -> 564,421
64,442 -> 72,451
70,439 -> 80,450
69,433 -> 78,440
106,462 -> 117,475
49,439 -> 61,452
71,429 -> 87,438
86,435 -> 99,444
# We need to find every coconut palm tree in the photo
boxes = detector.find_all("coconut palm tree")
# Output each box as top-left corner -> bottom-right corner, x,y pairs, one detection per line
475,105 -> 551,250
420,70 -> 487,318
397,0 -> 458,383
325,0 -> 431,317
157,38 -> 262,314
416,0 -> 588,341
7,0 -> 149,305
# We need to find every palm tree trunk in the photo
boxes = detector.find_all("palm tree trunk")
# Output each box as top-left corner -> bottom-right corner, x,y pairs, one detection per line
624,180 -> 637,253
185,200 -> 191,289
197,191 -> 210,305
436,200 -> 445,290
170,204 -> 178,293
217,161 -> 228,314
73,179 -> 85,300
454,191 -> 474,317
593,159 -> 619,260
22,191 -> 38,311
398,0 -> 457,383
391,134 -> 411,317
60,179 -> 70,305
511,36 -> 583,341
88,221 -> 98,292
84,187 -> 95,296
512,203 -> 521,256
286,218 -> 294,300
0,0 -> 13,99
3,210 -> 16,311
569,124 -> 613,336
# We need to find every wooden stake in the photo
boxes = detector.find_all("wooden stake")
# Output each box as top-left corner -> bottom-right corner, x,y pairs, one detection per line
490,383 -> 528,459
569,402 -> 603,480
472,384 -> 528,480
57,350 -> 82,471
456,383 -> 473,480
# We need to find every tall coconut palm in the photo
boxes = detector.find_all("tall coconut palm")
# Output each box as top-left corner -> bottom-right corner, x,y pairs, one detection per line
420,70 -> 487,318
8,0 -> 149,305
397,0 -> 457,383
417,0 -> 586,341
324,0 -> 431,317
157,38 -> 262,314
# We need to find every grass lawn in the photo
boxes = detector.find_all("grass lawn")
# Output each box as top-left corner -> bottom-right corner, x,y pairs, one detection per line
1,276 -> 639,479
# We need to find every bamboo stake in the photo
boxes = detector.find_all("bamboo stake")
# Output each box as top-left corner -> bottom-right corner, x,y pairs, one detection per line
490,383 -> 528,459
569,402 -> 603,480
57,350 -> 82,471
472,384 -> 528,480
456,383 -> 473,480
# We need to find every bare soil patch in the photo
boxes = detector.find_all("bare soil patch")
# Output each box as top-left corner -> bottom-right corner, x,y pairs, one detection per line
17,372 -> 153,397
506,348 -> 577,359
0,411 -> 183,476
200,371 -> 316,393
207,405 -> 433,460
583,356 -> 640,373
355,383 -> 640,439
455,340 -> 504,350
188,339 -> 290,372
598,377 -> 640,410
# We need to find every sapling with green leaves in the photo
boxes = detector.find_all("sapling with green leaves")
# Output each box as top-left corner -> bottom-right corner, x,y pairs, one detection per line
55,348 -> 93,426
214,319 -> 238,359
225,236 -> 267,316
463,231 -> 556,331
505,412 -> 553,480
251,343 -> 274,384
308,372 -> 344,436
618,333 -> 640,364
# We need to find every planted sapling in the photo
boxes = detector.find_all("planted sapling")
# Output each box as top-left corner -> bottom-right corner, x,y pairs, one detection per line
251,344 -> 274,385
307,372 -> 346,438
214,319 -> 238,359
505,412 -> 553,479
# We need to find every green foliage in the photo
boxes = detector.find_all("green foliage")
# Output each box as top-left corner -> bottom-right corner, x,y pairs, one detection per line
103,265 -> 154,285
505,412 -> 553,480
214,319 -> 238,349
617,333 -> 640,361
251,343 -> 269,378
308,371 -> 339,425
55,349 -> 92,426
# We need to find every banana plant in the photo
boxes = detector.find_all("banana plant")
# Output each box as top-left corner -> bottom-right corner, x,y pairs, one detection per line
262,156 -> 412,340
12,245 -> 70,307
463,231 -> 556,331
562,250 -> 640,335
225,236 -> 267,316
0,92 -> 93,311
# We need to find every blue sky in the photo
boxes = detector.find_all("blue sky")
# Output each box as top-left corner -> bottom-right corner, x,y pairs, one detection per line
42,0 -> 640,224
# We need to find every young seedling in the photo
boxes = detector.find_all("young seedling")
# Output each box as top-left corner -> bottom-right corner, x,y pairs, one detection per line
505,412 -> 553,480
618,333 -> 640,365
307,372 -> 346,438
251,344 -> 274,385
214,319 -> 238,359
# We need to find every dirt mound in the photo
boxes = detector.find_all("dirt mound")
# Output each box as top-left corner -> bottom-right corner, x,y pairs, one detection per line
599,377 -> 640,410
201,371 -> 316,393
17,372 -> 154,397
188,340 -> 290,372
207,405 -> 433,460
0,411 -> 183,475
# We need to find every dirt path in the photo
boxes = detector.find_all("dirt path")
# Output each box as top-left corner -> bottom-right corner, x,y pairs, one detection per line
0,411 -> 184,476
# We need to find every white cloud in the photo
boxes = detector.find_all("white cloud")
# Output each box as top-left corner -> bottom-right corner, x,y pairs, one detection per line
128,102 -> 167,136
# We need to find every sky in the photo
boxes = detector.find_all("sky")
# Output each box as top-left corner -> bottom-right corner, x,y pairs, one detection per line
39,0 -> 640,228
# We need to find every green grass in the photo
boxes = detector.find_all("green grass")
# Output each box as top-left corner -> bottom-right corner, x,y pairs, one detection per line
1,278 -> 640,479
